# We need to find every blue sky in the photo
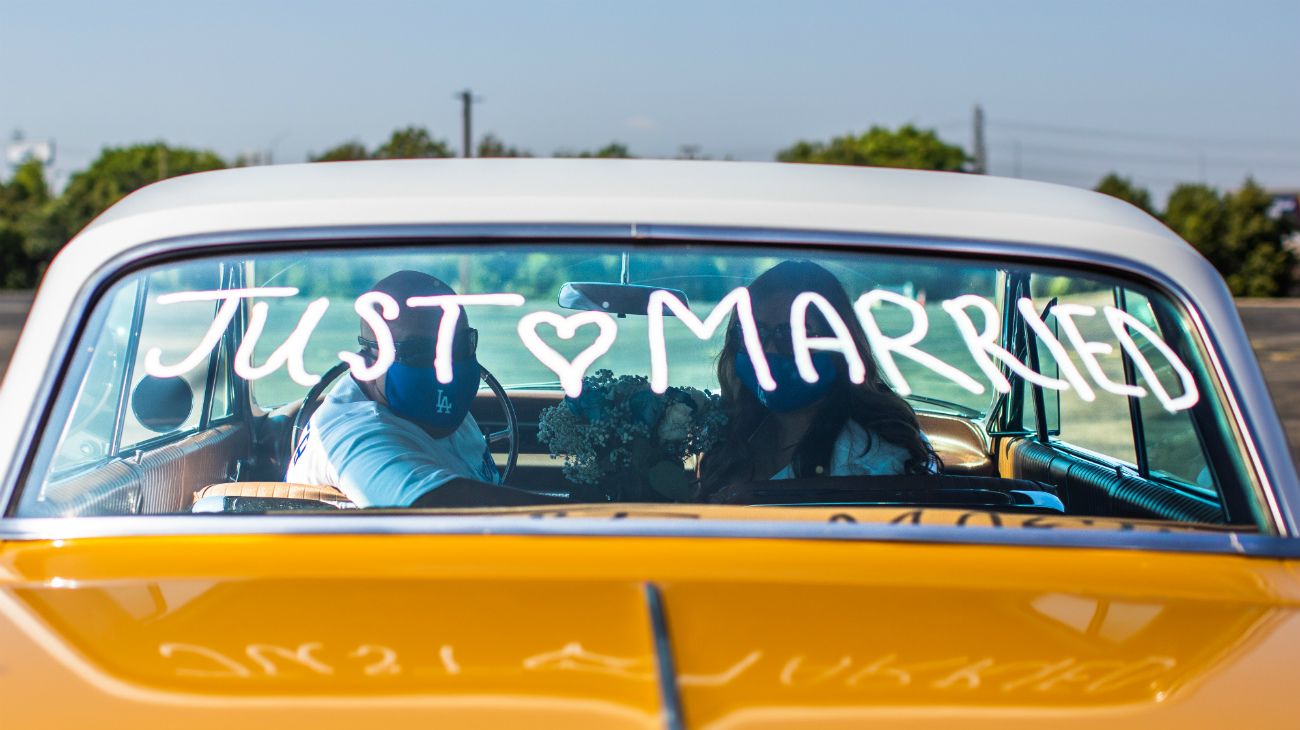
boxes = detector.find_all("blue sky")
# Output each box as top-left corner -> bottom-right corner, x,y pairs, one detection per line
2,0 -> 1298,200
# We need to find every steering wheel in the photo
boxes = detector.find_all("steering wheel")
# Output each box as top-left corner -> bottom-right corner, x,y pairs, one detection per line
291,363 -> 520,484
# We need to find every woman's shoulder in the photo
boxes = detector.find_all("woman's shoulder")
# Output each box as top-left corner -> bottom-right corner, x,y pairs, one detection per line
831,421 -> 931,476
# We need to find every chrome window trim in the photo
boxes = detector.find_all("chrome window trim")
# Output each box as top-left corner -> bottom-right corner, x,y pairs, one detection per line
1,222 -> 1292,539
0,514 -> 1297,557
1182,302 -> 1282,528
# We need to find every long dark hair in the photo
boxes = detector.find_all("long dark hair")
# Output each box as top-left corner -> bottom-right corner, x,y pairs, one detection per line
698,260 -> 938,497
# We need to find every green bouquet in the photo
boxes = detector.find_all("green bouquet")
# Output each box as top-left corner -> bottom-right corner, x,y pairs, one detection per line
537,369 -> 727,502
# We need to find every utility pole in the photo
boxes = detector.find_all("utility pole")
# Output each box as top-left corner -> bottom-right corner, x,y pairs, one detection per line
454,89 -> 482,158
453,89 -> 481,290
972,104 -> 988,174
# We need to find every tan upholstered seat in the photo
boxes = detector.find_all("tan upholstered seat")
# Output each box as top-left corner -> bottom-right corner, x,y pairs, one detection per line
915,412 -> 994,475
193,482 -> 355,507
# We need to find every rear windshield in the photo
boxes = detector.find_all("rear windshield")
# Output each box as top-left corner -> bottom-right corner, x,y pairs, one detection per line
13,242 -> 1262,528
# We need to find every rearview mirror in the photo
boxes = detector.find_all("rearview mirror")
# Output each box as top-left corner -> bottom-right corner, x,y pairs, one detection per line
558,282 -> 689,317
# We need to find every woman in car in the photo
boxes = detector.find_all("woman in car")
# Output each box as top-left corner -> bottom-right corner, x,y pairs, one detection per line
698,260 -> 939,501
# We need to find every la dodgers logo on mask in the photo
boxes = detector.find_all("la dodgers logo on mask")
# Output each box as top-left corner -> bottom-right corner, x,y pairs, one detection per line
435,390 -> 453,415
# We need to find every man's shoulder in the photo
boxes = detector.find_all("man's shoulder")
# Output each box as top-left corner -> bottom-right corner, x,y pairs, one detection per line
313,377 -> 385,430
324,376 -> 368,404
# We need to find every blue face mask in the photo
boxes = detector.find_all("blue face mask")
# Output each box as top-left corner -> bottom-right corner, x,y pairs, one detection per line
383,356 -> 480,436
735,351 -> 840,412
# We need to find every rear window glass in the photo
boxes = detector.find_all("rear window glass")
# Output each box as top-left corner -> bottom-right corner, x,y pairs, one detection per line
13,242 -> 1259,529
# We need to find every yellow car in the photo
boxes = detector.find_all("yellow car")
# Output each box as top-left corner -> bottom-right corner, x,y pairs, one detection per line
1,160 -> 1296,728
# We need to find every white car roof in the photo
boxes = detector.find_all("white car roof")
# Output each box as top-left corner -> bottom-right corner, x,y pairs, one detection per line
83,158 -> 1178,252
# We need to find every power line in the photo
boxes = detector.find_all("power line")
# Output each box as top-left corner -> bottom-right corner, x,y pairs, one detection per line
990,140 -> 1300,167
1001,163 -> 1196,186
990,118 -> 1300,151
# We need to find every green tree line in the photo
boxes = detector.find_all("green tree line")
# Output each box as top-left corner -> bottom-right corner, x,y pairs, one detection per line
0,143 -> 225,287
0,127 -> 634,287
1095,173 -> 1295,297
1,124 -> 1292,295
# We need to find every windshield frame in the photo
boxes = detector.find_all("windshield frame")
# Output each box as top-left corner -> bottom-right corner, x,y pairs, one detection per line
0,223 -> 1289,540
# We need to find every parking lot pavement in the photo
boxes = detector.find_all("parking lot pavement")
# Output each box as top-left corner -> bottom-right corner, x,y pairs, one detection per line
0,291 -> 1296,470
0,292 -> 32,379
1236,300 -> 1300,470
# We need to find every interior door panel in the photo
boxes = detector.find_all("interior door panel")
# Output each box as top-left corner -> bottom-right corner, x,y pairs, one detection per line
1001,437 -> 1225,523
28,423 -> 250,517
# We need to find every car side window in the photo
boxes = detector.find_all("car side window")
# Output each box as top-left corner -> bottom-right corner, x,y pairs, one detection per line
118,265 -> 223,449
48,281 -> 138,473
1034,279 -> 1138,464
1122,291 -> 1216,493
1022,277 -> 1220,497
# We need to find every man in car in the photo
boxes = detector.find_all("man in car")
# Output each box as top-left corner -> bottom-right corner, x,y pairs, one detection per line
286,270 -> 519,508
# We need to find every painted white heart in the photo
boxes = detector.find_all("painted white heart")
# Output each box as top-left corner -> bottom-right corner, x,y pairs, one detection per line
517,311 -> 619,397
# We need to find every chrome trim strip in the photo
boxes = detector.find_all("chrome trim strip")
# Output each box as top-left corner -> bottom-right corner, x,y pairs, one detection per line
644,583 -> 684,730
2,222 -> 1293,535
1,515 -> 1298,557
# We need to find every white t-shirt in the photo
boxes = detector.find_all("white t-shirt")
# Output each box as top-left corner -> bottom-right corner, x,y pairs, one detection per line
771,421 -> 937,480
286,377 -> 499,507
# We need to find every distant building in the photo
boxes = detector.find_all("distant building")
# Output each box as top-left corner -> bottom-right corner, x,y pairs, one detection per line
1267,188 -> 1299,224
1266,189 -> 1300,295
